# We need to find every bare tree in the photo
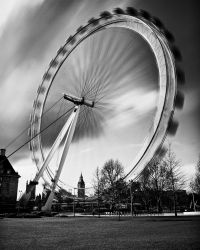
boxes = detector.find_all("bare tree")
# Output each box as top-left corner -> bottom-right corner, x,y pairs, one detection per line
189,180 -> 197,211
102,159 -> 124,206
93,159 -> 125,211
192,154 -> 200,194
148,156 -> 168,212
189,154 -> 200,211
139,156 -> 168,213
138,166 -> 152,211
101,159 -> 124,187
93,166 -> 104,216
93,166 -> 103,196
164,145 -> 185,216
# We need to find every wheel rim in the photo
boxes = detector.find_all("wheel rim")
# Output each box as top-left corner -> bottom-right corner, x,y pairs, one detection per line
29,9 -> 182,186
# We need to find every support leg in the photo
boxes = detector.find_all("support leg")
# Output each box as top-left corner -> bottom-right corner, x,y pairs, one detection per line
42,106 -> 80,211
20,106 -> 78,205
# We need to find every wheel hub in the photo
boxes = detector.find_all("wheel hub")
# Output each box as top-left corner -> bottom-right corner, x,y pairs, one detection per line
63,93 -> 94,108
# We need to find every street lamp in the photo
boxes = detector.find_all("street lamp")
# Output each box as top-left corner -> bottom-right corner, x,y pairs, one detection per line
129,181 -> 133,216
73,188 -> 77,217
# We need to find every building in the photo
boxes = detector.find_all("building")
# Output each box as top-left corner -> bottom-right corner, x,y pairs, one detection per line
26,180 -> 36,200
24,180 -> 36,210
0,149 -> 20,212
77,173 -> 85,198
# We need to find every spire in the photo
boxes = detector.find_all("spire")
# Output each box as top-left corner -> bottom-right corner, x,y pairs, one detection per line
79,172 -> 83,182
78,172 -> 85,185
77,172 -> 85,198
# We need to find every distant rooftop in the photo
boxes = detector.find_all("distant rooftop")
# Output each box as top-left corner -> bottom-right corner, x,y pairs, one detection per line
0,149 -> 20,177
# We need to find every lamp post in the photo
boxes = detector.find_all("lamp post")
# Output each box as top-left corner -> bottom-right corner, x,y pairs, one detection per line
130,181 -> 133,216
97,179 -> 100,218
118,191 -> 121,221
73,188 -> 76,217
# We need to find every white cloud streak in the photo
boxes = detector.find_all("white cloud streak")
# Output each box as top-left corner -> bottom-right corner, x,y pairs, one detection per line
108,89 -> 157,129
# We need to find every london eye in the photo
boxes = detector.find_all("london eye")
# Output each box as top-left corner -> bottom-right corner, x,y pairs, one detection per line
22,7 -> 184,210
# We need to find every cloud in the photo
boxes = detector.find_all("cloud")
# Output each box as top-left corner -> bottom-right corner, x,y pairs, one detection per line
107,89 -> 157,129
80,147 -> 93,154
0,0 -> 83,83
0,0 -> 130,161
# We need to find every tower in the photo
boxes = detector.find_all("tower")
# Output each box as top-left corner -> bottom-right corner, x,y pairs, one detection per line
0,149 -> 20,212
26,180 -> 36,200
77,173 -> 85,198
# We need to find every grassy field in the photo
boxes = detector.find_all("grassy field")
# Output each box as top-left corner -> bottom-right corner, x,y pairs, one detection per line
0,215 -> 200,249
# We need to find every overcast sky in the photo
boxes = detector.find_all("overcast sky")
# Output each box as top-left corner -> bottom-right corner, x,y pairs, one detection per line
0,0 -> 199,195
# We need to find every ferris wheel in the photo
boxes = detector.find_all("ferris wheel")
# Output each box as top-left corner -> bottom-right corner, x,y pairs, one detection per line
23,7 -> 184,210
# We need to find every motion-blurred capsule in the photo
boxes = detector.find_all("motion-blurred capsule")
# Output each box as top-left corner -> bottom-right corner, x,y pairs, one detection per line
88,18 -> 99,25
37,85 -> 46,94
163,29 -> 175,43
152,16 -> 164,29
139,9 -> 151,20
176,68 -> 185,85
32,100 -> 36,108
175,91 -> 184,109
57,46 -> 67,55
34,115 -> 39,124
156,146 -> 167,158
28,142 -> 32,151
43,72 -> 51,81
49,59 -> 58,67
126,7 -> 138,16
35,101 -> 41,109
28,128 -> 31,137
66,36 -> 76,45
171,45 -> 182,61
29,113 -> 33,123
76,26 -> 87,34
100,11 -> 112,19
167,118 -> 179,136
113,8 -> 125,15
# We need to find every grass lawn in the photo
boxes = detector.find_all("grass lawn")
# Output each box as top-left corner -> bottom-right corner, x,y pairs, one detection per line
0,215 -> 200,249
